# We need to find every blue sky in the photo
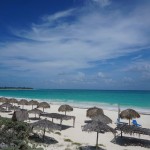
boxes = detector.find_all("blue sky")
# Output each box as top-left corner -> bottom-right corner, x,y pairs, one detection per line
0,0 -> 150,90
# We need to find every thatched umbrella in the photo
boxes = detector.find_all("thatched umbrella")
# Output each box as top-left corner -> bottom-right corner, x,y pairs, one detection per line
37,102 -> 50,112
18,99 -> 28,109
28,100 -> 39,109
31,118 -> 61,140
120,109 -> 140,125
0,102 -> 13,111
0,97 -> 8,103
9,105 -> 21,112
82,121 -> 116,149
58,104 -> 73,115
86,107 -> 104,118
0,106 -> 6,112
12,109 -> 29,121
9,98 -> 18,105
90,114 -> 112,124
28,108 -> 42,118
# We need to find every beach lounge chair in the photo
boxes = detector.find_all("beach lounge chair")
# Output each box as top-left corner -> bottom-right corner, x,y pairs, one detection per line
115,118 -> 128,125
132,120 -> 141,127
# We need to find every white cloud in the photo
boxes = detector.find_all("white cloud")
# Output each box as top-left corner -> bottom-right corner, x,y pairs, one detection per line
92,0 -> 111,7
75,72 -> 85,81
97,72 -> 105,78
123,77 -> 134,82
125,61 -> 150,73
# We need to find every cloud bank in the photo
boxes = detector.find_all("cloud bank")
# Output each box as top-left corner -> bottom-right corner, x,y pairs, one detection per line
0,0 -> 150,89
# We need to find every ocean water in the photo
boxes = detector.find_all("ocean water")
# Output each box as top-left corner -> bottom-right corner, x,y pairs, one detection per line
0,89 -> 150,112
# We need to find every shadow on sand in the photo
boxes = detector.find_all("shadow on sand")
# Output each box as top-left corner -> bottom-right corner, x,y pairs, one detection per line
59,124 -> 73,130
79,146 -> 106,150
29,117 -> 41,121
29,133 -> 58,144
0,111 -> 12,113
112,136 -> 150,148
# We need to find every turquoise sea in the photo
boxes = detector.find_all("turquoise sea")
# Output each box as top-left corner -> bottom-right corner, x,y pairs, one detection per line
0,89 -> 150,112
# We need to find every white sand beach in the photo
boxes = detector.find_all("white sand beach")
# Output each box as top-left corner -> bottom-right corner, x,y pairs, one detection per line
0,102 -> 150,150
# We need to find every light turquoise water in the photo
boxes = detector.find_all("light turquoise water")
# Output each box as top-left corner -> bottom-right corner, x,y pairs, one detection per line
0,89 -> 150,111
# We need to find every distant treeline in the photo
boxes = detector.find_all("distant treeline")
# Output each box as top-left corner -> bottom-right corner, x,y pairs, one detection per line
0,87 -> 33,89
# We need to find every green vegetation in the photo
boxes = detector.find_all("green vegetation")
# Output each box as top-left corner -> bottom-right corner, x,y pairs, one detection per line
64,139 -> 73,142
55,131 -> 61,135
72,142 -> 82,146
0,117 -> 43,150
0,87 -> 33,90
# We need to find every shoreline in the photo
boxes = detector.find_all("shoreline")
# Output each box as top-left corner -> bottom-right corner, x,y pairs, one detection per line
1,95 -> 150,114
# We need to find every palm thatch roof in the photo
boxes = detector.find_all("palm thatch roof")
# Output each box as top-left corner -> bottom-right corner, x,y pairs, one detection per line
0,102 -> 13,108
31,119 -> 61,140
28,108 -> 42,115
0,106 -> 6,112
120,109 -> 140,125
86,107 -> 104,118
9,98 -> 18,104
31,119 -> 61,130
85,114 -> 112,124
12,109 -> 29,121
116,124 -> 150,136
82,121 -> 116,134
40,113 -> 75,120
8,105 -> 21,111
37,102 -> 50,112
58,104 -> 73,115
40,113 -> 76,127
18,99 -> 28,108
28,100 -> 39,109
82,121 -> 116,148
0,97 -> 8,103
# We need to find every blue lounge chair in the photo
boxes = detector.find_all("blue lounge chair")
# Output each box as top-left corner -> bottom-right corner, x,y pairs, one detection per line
115,118 -> 128,125
132,120 -> 141,127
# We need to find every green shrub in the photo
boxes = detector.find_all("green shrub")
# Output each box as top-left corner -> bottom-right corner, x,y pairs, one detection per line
64,139 -> 73,142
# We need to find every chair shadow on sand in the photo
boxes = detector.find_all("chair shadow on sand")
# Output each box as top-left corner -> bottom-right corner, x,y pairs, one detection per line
79,146 -> 106,150
29,133 -> 58,144
111,136 -> 150,148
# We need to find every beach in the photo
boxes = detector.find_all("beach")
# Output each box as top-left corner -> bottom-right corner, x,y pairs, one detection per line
0,101 -> 150,150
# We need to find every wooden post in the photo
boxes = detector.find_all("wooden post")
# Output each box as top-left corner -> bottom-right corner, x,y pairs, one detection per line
73,117 -> 75,127
96,132 -> 99,149
121,130 -> 122,138
60,119 -> 62,125
43,128 -> 46,141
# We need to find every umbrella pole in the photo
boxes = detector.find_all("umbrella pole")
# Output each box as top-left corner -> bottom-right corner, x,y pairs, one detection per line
96,132 -> 99,149
43,128 -> 46,141
65,111 -> 66,115
32,105 -> 33,109
43,107 -> 44,112
118,104 -> 120,122
129,119 -> 130,125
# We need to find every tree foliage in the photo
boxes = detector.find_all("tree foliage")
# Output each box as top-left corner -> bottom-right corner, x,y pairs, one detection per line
0,117 -> 43,150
